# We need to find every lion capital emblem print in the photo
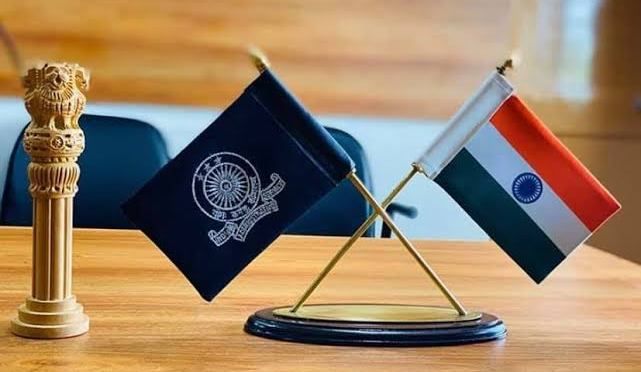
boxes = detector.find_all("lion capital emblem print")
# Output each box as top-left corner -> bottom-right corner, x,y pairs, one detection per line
192,152 -> 286,247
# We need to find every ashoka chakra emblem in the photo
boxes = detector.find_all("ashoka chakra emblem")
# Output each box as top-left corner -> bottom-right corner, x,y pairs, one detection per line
205,162 -> 249,210
512,172 -> 543,204
192,152 -> 261,222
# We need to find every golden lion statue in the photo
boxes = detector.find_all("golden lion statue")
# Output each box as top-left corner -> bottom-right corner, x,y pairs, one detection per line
23,62 -> 90,130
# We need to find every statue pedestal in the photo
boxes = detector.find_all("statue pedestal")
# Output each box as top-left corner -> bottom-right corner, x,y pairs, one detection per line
11,296 -> 89,339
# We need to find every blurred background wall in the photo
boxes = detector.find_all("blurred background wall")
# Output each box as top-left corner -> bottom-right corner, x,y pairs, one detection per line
1,0 -> 639,262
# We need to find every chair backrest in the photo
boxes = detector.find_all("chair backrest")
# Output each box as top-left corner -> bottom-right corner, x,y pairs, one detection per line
285,127 -> 374,237
1,114 -> 170,229
2,119 -> 372,236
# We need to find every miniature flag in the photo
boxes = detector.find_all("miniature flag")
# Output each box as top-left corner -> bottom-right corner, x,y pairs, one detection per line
123,69 -> 353,301
419,71 -> 620,283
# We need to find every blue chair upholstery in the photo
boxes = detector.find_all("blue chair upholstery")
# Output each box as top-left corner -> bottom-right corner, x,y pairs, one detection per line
1,114 -> 170,229
2,118 -> 374,236
285,127 -> 374,237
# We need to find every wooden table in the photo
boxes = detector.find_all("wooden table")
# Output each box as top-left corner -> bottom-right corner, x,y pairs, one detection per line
1,227 -> 640,371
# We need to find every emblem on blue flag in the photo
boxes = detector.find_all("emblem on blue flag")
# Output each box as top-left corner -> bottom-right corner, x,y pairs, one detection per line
512,172 -> 543,204
192,152 -> 286,246
123,68 -> 354,301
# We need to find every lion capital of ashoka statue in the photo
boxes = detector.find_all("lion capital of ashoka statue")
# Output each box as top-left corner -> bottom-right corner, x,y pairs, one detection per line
22,62 -> 90,131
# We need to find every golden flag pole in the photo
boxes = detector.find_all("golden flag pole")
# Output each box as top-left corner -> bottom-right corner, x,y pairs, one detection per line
346,171 -> 467,315
248,47 -> 467,316
290,164 -> 421,312
244,50 -> 509,346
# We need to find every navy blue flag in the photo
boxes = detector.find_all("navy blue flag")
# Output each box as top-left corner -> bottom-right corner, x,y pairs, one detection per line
122,69 -> 353,301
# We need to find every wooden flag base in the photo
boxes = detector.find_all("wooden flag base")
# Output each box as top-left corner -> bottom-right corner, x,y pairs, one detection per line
11,296 -> 89,339
245,304 -> 505,346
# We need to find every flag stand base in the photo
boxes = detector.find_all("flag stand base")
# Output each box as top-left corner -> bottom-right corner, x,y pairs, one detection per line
244,304 -> 506,346
244,170 -> 506,347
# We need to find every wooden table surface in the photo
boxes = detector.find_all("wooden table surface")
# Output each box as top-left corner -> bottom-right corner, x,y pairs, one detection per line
0,226 -> 640,371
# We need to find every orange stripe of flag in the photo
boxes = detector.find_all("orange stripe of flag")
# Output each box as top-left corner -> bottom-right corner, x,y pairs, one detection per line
490,95 -> 620,231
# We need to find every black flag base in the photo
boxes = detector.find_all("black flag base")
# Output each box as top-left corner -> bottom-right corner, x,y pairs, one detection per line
244,304 -> 506,347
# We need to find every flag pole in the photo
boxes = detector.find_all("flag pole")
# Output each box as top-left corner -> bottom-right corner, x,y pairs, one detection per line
347,171 -> 468,315
290,164 -> 421,313
247,47 -> 466,315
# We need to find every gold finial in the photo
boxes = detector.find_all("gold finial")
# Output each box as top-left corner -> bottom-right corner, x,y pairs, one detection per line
496,59 -> 514,76
248,46 -> 270,73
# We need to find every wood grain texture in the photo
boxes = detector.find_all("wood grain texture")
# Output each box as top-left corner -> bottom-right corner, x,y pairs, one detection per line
0,0 -> 511,119
1,227 -> 640,371
1,1 -> 638,134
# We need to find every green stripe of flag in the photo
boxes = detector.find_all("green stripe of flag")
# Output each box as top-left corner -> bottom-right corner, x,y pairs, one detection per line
435,149 -> 565,283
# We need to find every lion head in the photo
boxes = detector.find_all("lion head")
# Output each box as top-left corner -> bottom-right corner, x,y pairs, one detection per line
22,62 -> 90,96
73,64 -> 90,92
43,63 -> 74,94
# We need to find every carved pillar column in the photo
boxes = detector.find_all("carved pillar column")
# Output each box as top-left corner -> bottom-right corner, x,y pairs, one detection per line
11,62 -> 90,339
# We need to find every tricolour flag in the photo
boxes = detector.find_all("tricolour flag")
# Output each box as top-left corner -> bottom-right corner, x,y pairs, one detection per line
419,71 -> 620,283
123,69 -> 353,301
